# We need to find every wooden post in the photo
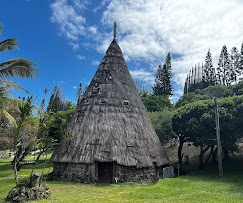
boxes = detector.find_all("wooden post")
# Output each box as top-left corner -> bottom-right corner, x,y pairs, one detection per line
214,96 -> 223,177
114,21 -> 117,39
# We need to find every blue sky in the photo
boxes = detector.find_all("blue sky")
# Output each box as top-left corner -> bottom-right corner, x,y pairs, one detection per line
1,0 -> 243,105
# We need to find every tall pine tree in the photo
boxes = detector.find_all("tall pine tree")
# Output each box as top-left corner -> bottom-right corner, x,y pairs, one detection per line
165,52 -> 173,96
217,45 -> 231,86
46,86 -> 66,113
153,64 -> 164,96
230,47 -> 240,82
203,49 -> 215,85
46,85 -> 57,113
153,53 -> 173,97
239,43 -> 243,70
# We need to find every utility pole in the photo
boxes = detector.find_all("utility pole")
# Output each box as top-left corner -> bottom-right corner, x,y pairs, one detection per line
214,96 -> 223,177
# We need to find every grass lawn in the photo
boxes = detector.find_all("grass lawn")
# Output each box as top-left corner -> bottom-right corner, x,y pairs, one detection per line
0,157 -> 243,203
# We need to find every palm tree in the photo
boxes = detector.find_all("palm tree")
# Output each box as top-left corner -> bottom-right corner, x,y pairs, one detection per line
0,23 -> 38,123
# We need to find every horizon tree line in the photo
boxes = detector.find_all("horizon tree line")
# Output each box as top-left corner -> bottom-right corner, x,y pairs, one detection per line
184,43 -> 243,94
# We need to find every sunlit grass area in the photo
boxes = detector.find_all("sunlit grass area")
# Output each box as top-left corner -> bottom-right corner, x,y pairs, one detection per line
1,157 -> 243,203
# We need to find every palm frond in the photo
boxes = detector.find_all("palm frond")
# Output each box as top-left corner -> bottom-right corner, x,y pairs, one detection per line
0,38 -> 18,52
0,80 -> 29,94
31,104 -> 40,115
0,57 -> 38,79
0,97 -> 24,111
2,109 -> 17,127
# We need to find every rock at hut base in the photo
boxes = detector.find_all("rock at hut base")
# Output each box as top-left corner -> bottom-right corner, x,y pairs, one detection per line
7,186 -> 51,202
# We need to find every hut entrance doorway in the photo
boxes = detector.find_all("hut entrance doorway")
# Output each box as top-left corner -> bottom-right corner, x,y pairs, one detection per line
98,162 -> 113,183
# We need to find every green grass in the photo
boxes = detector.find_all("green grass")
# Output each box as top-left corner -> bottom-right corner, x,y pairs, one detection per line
0,158 -> 243,202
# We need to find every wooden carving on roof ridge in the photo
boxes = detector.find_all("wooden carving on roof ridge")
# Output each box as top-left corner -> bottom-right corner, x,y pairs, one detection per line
114,21 -> 117,39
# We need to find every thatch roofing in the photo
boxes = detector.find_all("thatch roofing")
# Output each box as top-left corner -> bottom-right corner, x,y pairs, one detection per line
51,37 -> 169,168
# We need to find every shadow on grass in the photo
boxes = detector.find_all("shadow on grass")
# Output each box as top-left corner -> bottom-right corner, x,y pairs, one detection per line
0,159 -> 13,172
178,159 -> 243,200
1,157 -> 243,202
48,179 -> 155,189
0,158 -> 51,170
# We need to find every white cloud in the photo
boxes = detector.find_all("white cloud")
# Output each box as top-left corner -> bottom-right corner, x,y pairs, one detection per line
91,60 -> 100,66
93,0 -> 109,13
88,26 -> 97,35
50,0 -> 96,49
76,55 -> 86,60
100,0 -> 243,97
170,89 -> 184,103
130,69 -> 154,85
50,0 -> 243,99
53,80 -> 65,84
73,86 -> 78,89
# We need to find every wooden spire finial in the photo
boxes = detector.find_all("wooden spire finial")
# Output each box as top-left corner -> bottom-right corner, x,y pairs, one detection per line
114,21 -> 117,39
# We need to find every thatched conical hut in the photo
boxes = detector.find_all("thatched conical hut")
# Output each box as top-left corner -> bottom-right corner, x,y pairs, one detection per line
51,23 -> 169,183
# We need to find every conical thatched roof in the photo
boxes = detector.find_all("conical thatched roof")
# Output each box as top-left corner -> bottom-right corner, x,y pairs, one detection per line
51,37 -> 169,168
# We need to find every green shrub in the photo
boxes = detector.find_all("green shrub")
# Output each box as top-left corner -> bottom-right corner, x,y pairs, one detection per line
18,176 -> 30,188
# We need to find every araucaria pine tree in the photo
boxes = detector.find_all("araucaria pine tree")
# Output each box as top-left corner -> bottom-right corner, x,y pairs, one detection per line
239,43 -> 243,70
46,85 -> 57,113
217,45 -> 231,86
230,47 -> 240,82
153,64 -> 163,95
47,86 -> 66,113
153,53 -> 173,97
203,49 -> 215,85
165,52 -> 173,96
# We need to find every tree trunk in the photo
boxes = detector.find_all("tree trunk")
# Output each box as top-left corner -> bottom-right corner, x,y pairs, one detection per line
177,135 -> 190,167
13,144 -> 26,186
178,136 -> 184,166
204,146 -> 214,166
199,146 -> 204,169
199,145 -> 210,170
212,147 -> 218,164
222,147 -> 230,161
13,152 -> 19,186
29,147 -> 48,187
39,149 -> 48,186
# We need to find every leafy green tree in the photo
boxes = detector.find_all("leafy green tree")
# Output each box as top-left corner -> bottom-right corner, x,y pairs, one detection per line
173,96 -> 242,169
141,94 -> 172,112
229,82 -> 243,96
175,92 -> 204,109
11,96 -> 38,185
148,110 -> 176,144
48,107 -> 75,142
175,84 -> 235,109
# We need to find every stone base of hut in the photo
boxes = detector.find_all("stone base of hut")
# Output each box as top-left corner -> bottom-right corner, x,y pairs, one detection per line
52,162 -> 167,183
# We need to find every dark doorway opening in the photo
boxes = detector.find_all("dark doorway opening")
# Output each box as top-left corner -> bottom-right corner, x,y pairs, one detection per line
98,162 -> 113,183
